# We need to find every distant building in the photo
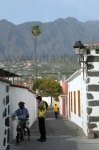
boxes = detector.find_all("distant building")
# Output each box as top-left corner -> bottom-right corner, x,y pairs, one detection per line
60,82 -> 68,118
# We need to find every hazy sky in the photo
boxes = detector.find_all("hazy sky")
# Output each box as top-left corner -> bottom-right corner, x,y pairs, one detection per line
0,0 -> 99,24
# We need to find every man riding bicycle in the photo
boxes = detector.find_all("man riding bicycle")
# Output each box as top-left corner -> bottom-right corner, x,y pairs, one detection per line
12,101 -> 30,141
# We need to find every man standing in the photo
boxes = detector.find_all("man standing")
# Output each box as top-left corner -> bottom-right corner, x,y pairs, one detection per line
54,104 -> 59,119
36,95 -> 47,142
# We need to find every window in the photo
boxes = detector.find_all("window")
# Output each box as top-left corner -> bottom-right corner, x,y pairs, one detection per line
78,90 -> 81,117
69,92 -> 71,118
71,92 -> 72,112
74,91 -> 76,114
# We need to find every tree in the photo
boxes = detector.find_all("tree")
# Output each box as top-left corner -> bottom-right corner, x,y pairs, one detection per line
32,78 -> 43,91
33,78 -> 62,104
32,25 -> 41,90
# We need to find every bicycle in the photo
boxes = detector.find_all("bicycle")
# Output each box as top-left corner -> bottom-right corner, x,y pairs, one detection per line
14,118 -> 30,143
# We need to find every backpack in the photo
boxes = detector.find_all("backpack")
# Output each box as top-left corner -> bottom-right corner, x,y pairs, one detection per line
43,101 -> 48,109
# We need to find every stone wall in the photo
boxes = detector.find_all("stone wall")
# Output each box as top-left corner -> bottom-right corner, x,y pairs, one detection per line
0,80 -> 10,150
86,47 -> 99,137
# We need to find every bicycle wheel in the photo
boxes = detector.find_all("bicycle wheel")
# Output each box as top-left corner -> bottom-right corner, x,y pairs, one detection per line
16,133 -> 21,143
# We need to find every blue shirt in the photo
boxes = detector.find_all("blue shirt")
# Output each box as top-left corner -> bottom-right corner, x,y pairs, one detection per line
12,108 -> 29,122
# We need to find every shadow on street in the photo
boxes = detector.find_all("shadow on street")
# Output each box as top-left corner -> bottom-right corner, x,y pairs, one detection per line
11,106 -> 99,150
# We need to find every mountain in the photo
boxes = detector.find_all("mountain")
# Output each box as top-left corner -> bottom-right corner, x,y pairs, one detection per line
0,17 -> 99,60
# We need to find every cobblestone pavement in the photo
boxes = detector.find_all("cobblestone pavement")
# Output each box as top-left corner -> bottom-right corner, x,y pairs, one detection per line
11,106 -> 99,150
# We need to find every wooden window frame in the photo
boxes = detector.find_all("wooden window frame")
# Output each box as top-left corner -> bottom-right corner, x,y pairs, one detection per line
71,92 -> 72,112
69,92 -> 71,118
78,90 -> 81,117
74,91 -> 76,114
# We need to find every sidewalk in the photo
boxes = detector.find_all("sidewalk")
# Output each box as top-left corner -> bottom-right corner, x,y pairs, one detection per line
11,106 -> 99,150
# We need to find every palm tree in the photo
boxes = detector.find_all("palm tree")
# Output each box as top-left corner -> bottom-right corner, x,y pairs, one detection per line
32,25 -> 41,90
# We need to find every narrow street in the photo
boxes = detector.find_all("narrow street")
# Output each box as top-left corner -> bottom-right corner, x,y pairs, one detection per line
11,106 -> 99,150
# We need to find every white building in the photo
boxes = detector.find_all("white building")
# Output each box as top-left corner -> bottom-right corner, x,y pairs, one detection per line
9,85 -> 37,140
66,42 -> 99,138
66,70 -> 87,135
0,78 -> 37,149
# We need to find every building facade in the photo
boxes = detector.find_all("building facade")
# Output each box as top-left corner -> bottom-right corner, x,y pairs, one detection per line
66,43 -> 99,137
60,82 -> 68,118
9,85 -> 37,140
86,43 -> 99,137
67,70 -> 87,135
0,79 -> 10,150
0,79 -> 37,149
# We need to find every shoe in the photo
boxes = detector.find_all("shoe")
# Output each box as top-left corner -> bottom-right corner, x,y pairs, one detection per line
37,138 -> 46,142
42,139 -> 46,142
37,138 -> 41,141
40,139 -> 46,142
28,137 -> 31,141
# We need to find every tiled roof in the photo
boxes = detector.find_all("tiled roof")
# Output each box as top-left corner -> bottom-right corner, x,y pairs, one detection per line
10,84 -> 36,94
0,77 -> 11,84
92,42 -> 99,44
0,68 -> 22,77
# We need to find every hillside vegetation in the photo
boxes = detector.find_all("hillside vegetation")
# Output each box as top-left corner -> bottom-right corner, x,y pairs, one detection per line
0,17 -> 99,60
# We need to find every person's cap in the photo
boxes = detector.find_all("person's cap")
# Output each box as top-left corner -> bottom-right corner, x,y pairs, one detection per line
36,95 -> 42,101
18,101 -> 25,106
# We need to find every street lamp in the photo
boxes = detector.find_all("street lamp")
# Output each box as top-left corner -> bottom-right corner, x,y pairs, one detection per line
73,41 -> 86,79
73,41 -> 85,58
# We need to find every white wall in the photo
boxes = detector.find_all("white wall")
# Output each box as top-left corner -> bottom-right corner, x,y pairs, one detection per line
42,96 -> 54,105
9,86 -> 37,140
67,71 -> 88,135
59,96 -> 62,115
81,73 -> 88,136
0,80 -> 10,150
68,74 -> 82,127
